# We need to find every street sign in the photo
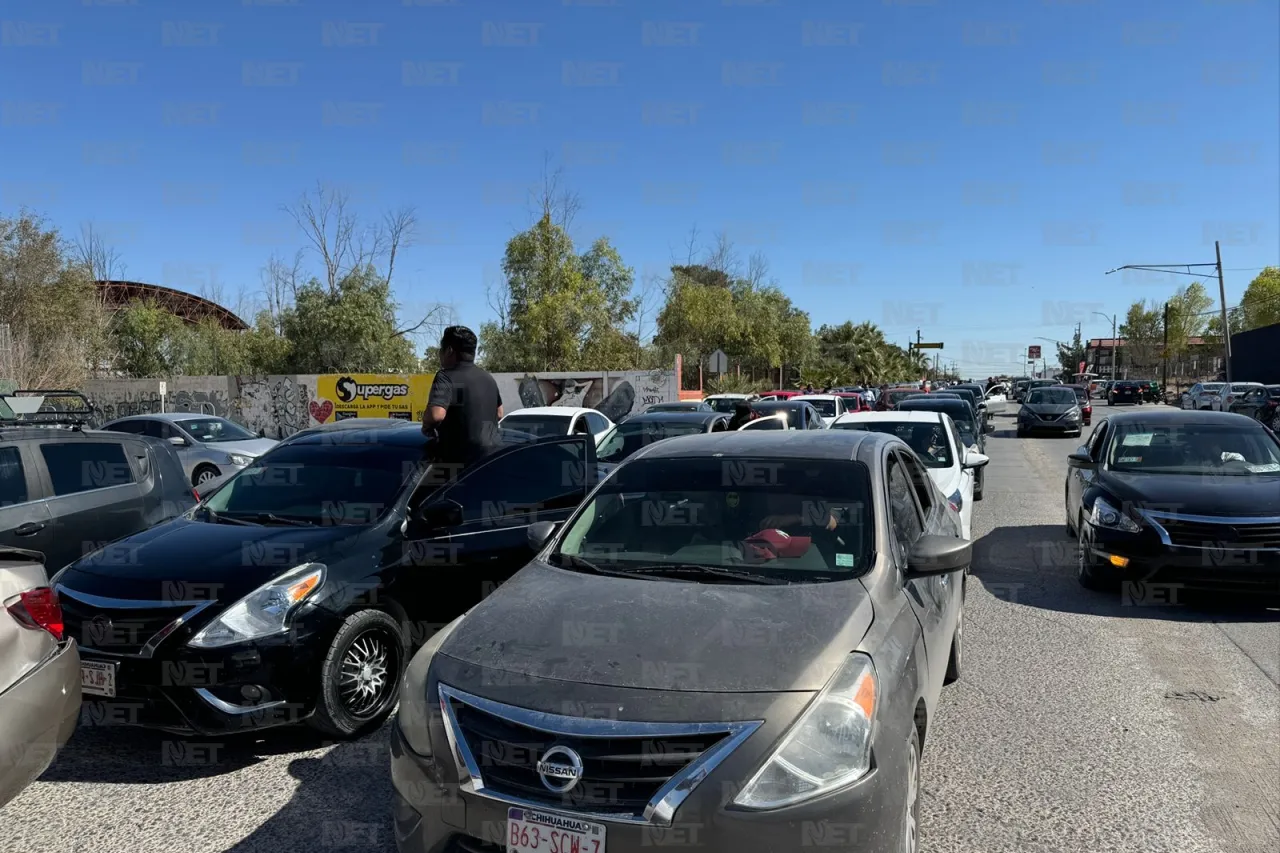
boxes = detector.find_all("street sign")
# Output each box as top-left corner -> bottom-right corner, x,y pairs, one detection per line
707,349 -> 729,374
914,342 -> 944,350
1027,345 -> 1042,359
158,381 -> 167,397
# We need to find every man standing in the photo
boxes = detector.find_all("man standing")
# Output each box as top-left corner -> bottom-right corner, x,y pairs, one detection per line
421,326 -> 503,469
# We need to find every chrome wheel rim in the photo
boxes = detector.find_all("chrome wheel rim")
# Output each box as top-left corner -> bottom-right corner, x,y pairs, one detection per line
196,469 -> 217,484
904,736 -> 919,853
338,630 -> 396,718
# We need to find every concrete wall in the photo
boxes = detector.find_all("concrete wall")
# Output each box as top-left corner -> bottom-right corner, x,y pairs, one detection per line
81,370 -> 678,439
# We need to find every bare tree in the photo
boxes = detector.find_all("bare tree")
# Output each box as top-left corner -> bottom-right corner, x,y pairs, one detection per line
381,205 -> 417,289
258,250 -> 305,332
74,222 -> 127,283
530,155 -> 581,231
705,231 -> 738,279
282,182 -> 363,292
745,251 -> 770,289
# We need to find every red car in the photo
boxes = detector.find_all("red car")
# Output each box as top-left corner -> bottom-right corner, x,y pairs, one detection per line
833,392 -> 871,412
1065,384 -> 1092,425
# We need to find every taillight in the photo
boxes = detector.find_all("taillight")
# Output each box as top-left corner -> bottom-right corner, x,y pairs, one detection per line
5,587 -> 64,640
193,488 -> 200,501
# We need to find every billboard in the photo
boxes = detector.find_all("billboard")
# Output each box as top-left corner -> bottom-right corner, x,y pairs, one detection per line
1027,345 -> 1042,359
312,374 -> 433,424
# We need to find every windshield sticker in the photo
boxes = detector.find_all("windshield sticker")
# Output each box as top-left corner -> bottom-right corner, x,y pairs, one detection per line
1118,456 -> 1142,463
1246,463 -> 1280,473
836,553 -> 854,567
725,492 -> 739,508
1121,433 -> 1153,446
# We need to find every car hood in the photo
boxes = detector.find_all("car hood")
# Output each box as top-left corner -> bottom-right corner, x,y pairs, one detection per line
438,562 -> 875,693
1099,471 -> 1280,517
204,437 -> 278,456
56,516 -> 364,601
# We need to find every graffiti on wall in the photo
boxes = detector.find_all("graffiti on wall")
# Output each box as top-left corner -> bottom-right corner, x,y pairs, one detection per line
168,389 -> 229,417
235,376 -> 311,439
501,371 -> 676,423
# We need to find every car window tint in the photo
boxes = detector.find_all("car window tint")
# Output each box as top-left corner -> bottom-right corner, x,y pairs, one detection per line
585,412 -> 608,433
106,420 -> 146,434
41,442 -> 135,495
0,447 -> 28,506
886,456 -> 923,552
443,439 -> 588,523
901,452 -> 935,513
1088,421 -> 1108,458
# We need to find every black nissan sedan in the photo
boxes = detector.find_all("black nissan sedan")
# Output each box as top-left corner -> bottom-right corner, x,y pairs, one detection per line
391,430 -> 969,853
51,422 -> 598,736
1065,409 -> 1280,593
596,410 -> 730,471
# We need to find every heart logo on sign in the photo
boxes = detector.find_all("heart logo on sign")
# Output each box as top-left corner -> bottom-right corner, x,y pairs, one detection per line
309,399 -> 334,422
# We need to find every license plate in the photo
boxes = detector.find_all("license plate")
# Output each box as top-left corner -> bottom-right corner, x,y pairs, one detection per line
507,807 -> 605,853
81,660 -> 117,698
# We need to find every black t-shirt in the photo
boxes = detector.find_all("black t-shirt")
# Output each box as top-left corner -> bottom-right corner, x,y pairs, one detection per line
426,360 -> 503,465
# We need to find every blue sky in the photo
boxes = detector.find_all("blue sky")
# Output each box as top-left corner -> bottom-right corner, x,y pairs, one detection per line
3,0 -> 1277,375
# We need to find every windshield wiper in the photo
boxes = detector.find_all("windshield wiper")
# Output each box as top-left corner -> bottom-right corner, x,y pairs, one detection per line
223,512 -> 316,527
197,506 -> 258,526
550,552 -> 652,580
616,563 -> 790,585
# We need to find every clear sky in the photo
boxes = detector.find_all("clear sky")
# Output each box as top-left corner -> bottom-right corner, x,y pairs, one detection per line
3,0 -> 1277,376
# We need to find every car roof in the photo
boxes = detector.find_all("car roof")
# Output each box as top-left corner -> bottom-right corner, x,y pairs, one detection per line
115,412 -> 216,422
0,426 -> 148,442
897,397 -> 973,414
704,393 -> 751,399
1103,409 -> 1262,426
833,410 -> 944,425
284,419 -> 428,447
752,400 -> 810,411
503,407 -> 593,417
622,411 -> 725,425
627,428 -> 897,464
793,394 -> 839,401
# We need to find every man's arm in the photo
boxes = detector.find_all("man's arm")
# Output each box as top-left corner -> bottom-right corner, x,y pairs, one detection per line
422,373 -> 453,433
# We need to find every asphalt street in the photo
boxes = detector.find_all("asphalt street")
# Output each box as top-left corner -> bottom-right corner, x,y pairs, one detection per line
4,400 -> 1278,853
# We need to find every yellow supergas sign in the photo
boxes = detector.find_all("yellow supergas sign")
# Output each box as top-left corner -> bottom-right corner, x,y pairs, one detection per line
312,374 -> 433,424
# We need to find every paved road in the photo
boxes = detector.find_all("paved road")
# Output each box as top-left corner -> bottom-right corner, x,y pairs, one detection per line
4,400 -> 1278,853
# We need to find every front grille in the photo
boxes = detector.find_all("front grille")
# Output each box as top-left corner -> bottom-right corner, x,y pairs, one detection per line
452,701 -> 723,816
440,686 -> 758,823
1150,517 -> 1280,550
58,594 -> 193,656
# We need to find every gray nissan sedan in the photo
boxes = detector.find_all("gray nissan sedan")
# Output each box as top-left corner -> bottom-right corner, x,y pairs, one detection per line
390,430 -> 969,853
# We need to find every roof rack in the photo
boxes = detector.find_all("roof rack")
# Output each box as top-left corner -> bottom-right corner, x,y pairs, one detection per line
0,389 -> 96,429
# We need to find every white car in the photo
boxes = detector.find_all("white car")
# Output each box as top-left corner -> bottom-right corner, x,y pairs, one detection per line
1180,382 -> 1227,410
831,410 -> 988,540
498,406 -> 615,442
1215,382 -> 1267,412
792,394 -> 851,426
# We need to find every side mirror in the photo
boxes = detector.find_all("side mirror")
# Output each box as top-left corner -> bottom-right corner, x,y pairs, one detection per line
167,436 -> 188,447
527,520 -> 559,551
906,535 -> 972,577
417,498 -> 464,530
963,451 -> 989,469
1066,452 -> 1096,470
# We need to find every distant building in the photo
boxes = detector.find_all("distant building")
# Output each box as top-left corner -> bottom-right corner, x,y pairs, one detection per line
1084,336 -> 1224,380
96,280 -> 248,331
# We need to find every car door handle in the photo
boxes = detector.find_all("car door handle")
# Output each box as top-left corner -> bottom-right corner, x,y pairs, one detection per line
14,522 -> 46,536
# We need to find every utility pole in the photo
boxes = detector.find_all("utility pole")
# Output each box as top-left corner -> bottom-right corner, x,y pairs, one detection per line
1215,240 -> 1232,381
1105,247 -> 1232,382
1162,302 -> 1169,391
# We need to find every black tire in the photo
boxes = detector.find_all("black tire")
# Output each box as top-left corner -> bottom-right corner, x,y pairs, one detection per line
309,609 -> 407,738
943,585 -> 964,686
1065,489 -> 1075,537
192,464 -> 221,487
1076,514 -> 1119,591
1016,428 -> 1026,438
903,725 -> 923,853
973,468 -> 984,501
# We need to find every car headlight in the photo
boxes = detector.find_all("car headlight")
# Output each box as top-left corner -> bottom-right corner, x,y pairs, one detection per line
1066,408 -> 1081,419
397,613 -> 468,756
1089,497 -> 1141,534
734,653 -> 877,810
947,489 -> 963,514
228,453 -> 253,466
188,563 -> 325,648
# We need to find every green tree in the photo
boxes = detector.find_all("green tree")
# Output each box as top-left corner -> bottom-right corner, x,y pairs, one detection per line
1164,282 -> 1213,363
110,301 -> 188,377
0,211 -> 110,386
1119,300 -> 1162,375
481,214 -> 636,371
278,266 -> 419,374
1055,327 -> 1087,380
1238,266 -> 1280,330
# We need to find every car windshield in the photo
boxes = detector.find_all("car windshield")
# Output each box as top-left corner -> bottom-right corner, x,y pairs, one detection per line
596,421 -> 708,464
1068,387 -> 1088,400
499,414 -> 571,437
553,456 -> 873,580
833,420 -> 954,469
1202,384 -> 1225,393
801,399 -> 837,417
649,403 -> 697,412
202,442 -> 422,524
1028,388 -> 1076,405
178,417 -> 257,442
1107,422 -> 1280,475
705,398 -> 742,413
1229,384 -> 1256,393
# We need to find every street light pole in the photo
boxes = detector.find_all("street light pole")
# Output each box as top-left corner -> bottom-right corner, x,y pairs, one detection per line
1092,312 -> 1117,380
